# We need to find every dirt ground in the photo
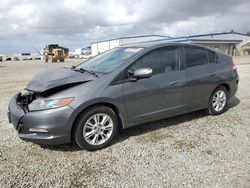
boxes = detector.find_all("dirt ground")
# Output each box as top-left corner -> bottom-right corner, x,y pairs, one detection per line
0,58 -> 249,187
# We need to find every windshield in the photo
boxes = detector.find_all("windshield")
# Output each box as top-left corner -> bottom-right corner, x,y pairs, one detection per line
75,47 -> 143,74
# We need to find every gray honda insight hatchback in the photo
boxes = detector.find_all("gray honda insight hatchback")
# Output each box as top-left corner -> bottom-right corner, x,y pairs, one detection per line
8,42 -> 239,150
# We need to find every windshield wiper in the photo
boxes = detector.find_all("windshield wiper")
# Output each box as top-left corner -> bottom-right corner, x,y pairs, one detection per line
80,68 -> 99,78
71,66 -> 99,78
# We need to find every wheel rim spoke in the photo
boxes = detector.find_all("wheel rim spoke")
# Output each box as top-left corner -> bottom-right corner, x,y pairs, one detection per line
103,124 -> 113,131
101,115 -> 109,126
215,104 -> 220,111
100,132 -> 106,141
85,130 -> 96,139
94,115 -> 99,124
92,134 -> 99,144
85,122 -> 95,129
219,92 -> 224,98
213,94 -> 218,101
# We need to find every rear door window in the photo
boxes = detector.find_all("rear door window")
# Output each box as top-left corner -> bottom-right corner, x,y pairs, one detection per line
185,47 -> 208,68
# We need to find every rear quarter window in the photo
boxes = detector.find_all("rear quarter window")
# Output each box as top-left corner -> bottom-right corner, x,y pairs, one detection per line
208,50 -> 218,64
185,47 -> 208,68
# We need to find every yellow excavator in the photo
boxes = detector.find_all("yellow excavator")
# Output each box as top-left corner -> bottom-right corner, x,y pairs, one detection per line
43,44 -> 69,63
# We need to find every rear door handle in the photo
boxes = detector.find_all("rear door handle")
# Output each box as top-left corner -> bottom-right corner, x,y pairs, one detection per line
209,73 -> 216,77
170,80 -> 182,86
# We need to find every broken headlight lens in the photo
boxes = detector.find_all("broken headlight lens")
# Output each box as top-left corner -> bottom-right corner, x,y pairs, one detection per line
28,97 -> 74,111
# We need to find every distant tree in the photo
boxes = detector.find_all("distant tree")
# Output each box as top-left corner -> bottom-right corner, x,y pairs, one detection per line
246,32 -> 250,36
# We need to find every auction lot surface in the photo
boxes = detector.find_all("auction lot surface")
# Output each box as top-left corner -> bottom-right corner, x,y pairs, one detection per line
0,59 -> 249,187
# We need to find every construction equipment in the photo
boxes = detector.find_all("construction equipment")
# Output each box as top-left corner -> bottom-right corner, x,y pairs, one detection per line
43,44 -> 69,63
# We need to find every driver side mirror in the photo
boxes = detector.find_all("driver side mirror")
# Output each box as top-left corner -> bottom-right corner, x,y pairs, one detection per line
133,68 -> 153,79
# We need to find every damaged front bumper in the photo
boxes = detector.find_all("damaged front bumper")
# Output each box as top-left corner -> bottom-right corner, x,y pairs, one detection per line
8,93 -> 25,130
8,92 -> 74,145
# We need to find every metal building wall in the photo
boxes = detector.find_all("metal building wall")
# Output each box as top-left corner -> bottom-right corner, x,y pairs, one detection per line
91,35 -> 166,56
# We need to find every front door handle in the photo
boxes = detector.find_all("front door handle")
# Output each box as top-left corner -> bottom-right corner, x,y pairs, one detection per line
170,80 -> 182,86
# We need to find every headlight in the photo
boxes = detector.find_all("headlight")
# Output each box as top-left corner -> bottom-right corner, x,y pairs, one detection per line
28,97 -> 74,111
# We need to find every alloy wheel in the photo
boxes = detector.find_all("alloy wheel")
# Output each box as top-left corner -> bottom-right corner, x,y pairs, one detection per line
83,113 -> 113,146
212,90 -> 227,112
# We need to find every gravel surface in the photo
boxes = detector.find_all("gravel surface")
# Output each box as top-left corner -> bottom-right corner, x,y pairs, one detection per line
0,59 -> 250,187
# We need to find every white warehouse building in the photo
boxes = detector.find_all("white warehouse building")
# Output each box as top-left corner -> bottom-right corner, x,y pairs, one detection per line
89,31 -> 250,57
91,35 -> 168,56
74,47 -> 91,55
164,31 -> 250,56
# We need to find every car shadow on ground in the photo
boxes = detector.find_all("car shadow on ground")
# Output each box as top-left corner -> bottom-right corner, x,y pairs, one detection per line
116,96 -> 240,143
41,96 -> 240,152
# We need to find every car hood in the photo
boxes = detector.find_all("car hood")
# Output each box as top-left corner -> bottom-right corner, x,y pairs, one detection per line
26,67 -> 95,93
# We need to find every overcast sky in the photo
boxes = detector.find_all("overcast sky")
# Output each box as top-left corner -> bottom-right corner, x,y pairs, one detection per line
0,0 -> 249,53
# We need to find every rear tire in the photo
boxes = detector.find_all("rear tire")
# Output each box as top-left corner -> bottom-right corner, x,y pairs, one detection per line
208,86 -> 229,115
74,106 -> 118,151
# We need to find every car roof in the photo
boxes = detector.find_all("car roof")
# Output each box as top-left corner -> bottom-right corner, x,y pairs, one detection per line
121,41 -> 213,51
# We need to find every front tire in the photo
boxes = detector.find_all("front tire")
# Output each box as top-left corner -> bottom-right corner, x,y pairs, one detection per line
74,106 -> 118,151
208,86 -> 229,115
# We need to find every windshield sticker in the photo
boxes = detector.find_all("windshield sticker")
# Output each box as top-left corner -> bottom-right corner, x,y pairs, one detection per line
124,48 -> 143,53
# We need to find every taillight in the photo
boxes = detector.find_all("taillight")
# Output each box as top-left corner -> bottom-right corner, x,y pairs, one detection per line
231,62 -> 237,70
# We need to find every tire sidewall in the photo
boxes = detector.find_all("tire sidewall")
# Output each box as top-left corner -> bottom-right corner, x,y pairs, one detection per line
74,106 -> 118,151
209,86 -> 229,115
